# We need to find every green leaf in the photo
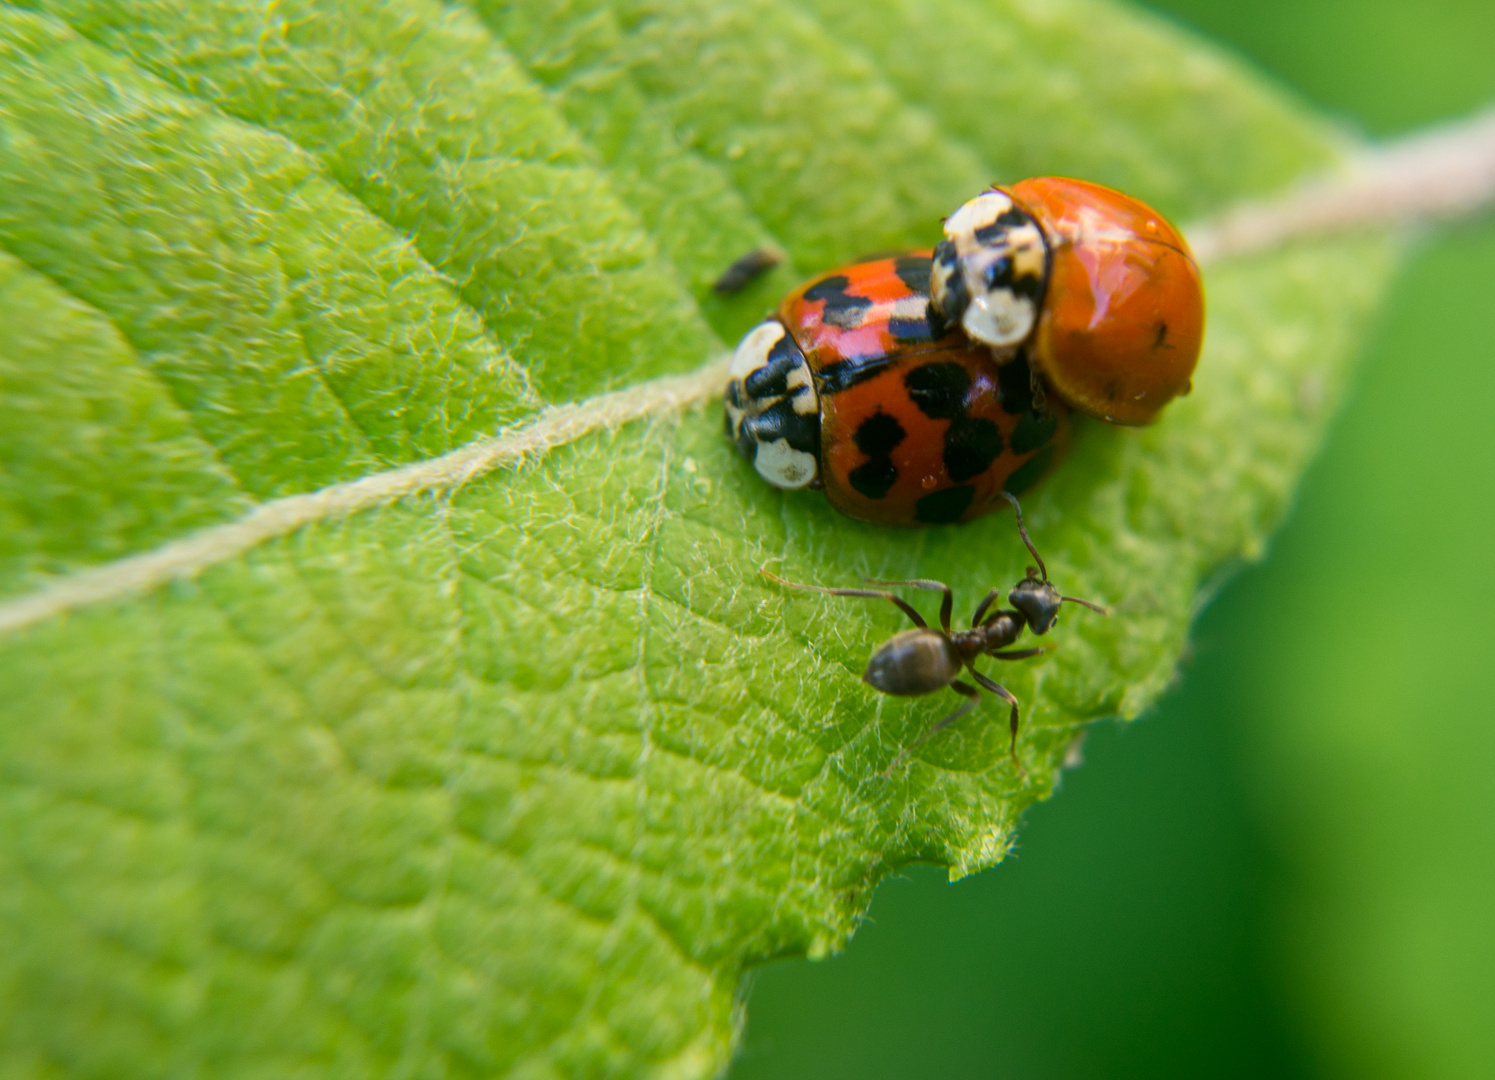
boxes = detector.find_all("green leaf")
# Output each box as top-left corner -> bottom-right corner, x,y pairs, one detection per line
0,1 -> 1397,1077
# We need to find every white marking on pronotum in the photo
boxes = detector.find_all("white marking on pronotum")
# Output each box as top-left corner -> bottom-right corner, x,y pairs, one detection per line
960,289 -> 1037,349
0,361 -> 729,636
3,107 -> 1495,637
727,320 -> 784,378
785,362 -> 818,414
945,190 -> 1014,236
753,437 -> 818,490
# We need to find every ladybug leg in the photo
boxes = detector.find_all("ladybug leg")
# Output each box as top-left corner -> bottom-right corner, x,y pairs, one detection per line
863,578 -> 953,632
881,680 -> 980,778
1028,363 -> 1050,420
968,669 -> 1025,773
761,568 -> 927,629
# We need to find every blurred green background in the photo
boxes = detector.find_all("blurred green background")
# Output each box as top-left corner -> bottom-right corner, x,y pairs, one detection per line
730,2 -> 1495,1078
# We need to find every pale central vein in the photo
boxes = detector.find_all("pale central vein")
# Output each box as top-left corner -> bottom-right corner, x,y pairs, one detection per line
0,364 -> 725,636
2,107 -> 1494,638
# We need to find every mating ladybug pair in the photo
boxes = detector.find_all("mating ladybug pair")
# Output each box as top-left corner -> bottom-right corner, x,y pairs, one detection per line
726,179 -> 1202,773
724,177 -> 1204,526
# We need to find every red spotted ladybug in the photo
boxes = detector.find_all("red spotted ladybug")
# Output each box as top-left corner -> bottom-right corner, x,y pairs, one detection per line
932,178 -> 1204,426
724,252 -> 1069,526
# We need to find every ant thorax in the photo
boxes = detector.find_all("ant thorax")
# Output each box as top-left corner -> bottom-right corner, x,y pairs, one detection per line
965,610 -> 1026,656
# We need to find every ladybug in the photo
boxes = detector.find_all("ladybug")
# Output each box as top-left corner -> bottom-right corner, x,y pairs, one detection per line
724,253 -> 1068,526
931,177 -> 1204,426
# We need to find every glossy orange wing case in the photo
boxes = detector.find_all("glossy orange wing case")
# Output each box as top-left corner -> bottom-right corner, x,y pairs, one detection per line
1009,177 -> 1204,425
779,254 -> 1068,526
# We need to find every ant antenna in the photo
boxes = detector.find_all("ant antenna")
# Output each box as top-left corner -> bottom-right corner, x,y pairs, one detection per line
1061,595 -> 1112,616
1000,492 -> 1048,582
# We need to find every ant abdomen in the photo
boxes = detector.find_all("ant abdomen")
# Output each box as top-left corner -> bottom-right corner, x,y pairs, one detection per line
864,629 -> 962,697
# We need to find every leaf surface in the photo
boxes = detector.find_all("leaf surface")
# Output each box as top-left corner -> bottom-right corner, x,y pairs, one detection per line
0,1 -> 1397,1076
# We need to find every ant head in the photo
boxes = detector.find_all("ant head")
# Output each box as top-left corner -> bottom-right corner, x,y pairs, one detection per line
1009,568 -> 1064,635
998,494 -> 1113,632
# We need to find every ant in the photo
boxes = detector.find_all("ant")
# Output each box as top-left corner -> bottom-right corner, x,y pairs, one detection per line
762,493 -> 1109,778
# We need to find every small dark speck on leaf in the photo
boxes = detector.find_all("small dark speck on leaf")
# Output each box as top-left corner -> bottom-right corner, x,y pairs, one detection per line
713,248 -> 782,295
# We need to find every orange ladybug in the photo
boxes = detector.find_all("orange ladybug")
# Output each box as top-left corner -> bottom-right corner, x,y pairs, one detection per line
724,253 -> 1068,526
931,178 -> 1204,426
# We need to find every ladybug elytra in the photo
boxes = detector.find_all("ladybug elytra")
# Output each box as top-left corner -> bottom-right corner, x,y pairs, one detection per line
724,253 -> 1069,527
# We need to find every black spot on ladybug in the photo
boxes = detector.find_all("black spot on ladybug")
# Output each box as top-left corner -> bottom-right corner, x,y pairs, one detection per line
887,311 -> 937,344
893,255 -> 933,294
804,275 -> 850,301
738,398 -> 820,462
816,356 -> 894,395
848,411 -> 906,501
853,411 -> 906,457
932,239 -> 969,321
1002,445 -> 1056,496
904,362 -> 970,420
944,417 -> 1003,482
1010,269 -> 1047,302
1154,322 -> 1172,349
925,299 -> 951,339
972,207 -> 1034,244
724,378 -> 747,413
770,328 -> 804,361
915,485 -> 976,524
742,337 -> 807,399
983,256 -> 1014,288
996,354 -> 1035,415
804,275 -> 873,329
1010,410 -> 1057,454
849,458 -> 899,500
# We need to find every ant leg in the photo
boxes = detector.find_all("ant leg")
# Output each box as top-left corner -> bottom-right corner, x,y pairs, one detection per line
881,681 -> 980,778
968,669 -> 1025,773
761,568 -> 927,629
970,587 -> 1005,627
863,578 -> 953,632
988,647 -> 1046,661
